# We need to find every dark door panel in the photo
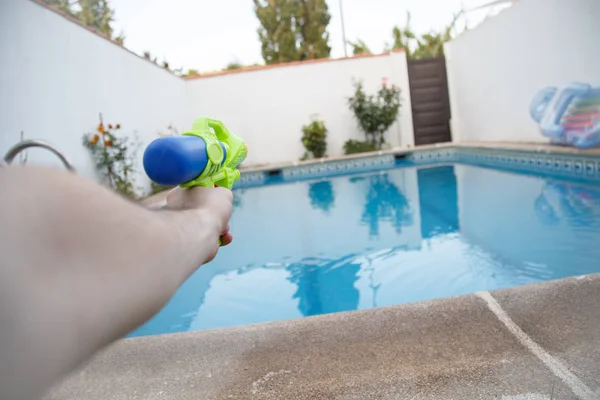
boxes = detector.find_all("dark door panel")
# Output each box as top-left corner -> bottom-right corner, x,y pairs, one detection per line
408,57 -> 452,146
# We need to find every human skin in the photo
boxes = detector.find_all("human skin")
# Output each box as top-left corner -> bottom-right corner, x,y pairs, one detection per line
0,166 -> 233,400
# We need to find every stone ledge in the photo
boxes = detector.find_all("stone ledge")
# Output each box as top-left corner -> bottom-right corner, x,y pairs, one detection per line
45,274 -> 600,400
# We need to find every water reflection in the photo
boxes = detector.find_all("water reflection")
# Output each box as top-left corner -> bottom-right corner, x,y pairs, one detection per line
286,255 -> 360,316
131,165 -> 459,336
308,181 -> 335,213
535,180 -> 600,228
233,188 -> 245,209
358,174 -> 413,237
417,166 -> 460,238
131,164 -> 600,337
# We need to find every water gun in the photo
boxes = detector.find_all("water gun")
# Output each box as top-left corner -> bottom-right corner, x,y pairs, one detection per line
143,117 -> 247,190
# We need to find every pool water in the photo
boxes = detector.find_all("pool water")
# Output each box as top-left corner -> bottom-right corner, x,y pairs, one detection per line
130,163 -> 600,337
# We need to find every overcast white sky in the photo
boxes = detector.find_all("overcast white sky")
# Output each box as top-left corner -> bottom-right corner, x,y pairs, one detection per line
109,0 -> 510,73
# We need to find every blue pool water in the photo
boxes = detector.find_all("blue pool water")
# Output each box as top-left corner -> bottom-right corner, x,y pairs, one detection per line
130,163 -> 600,337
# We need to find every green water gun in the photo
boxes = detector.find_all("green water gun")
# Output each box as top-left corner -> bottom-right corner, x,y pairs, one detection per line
143,117 -> 248,190
144,118 -> 247,245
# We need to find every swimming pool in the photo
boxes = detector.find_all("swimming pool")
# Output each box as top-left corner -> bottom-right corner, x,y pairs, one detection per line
130,162 -> 600,337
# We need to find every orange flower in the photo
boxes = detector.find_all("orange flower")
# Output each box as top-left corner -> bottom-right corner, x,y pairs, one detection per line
108,124 -> 113,129
97,123 -> 106,134
104,139 -> 112,147
90,134 -> 100,145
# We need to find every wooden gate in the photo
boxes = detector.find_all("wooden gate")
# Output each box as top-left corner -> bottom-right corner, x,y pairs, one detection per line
407,57 -> 452,146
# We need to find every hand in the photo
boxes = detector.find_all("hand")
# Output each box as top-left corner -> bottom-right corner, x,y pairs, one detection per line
166,186 -> 234,260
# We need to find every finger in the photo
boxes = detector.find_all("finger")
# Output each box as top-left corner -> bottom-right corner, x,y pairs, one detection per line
165,187 -> 184,209
214,186 -> 234,203
220,233 -> 234,247
221,223 -> 231,236
167,186 -> 214,210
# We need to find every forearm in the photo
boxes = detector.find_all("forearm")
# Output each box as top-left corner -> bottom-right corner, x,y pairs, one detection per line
0,167 -> 218,400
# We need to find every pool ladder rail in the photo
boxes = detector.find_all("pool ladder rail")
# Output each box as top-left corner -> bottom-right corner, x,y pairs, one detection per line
0,140 -> 171,210
1,140 -> 75,172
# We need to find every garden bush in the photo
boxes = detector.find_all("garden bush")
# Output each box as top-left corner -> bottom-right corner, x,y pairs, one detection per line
301,117 -> 328,160
347,78 -> 401,151
343,140 -> 376,155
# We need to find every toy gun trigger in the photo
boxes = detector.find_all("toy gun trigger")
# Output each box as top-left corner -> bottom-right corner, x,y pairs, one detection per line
214,168 -> 241,190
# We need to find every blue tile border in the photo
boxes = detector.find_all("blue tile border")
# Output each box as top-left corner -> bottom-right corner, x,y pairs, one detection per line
236,171 -> 267,188
235,154 -> 395,188
281,154 -> 395,181
407,148 -> 457,163
235,146 -> 600,189
454,147 -> 600,182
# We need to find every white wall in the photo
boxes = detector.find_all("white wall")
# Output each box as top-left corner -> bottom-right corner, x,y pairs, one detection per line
184,53 -> 414,166
445,0 -> 600,143
0,0 -> 185,190
0,0 -> 414,191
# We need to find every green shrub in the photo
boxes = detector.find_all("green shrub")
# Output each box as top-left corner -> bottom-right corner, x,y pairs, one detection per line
343,140 -> 376,155
347,78 -> 401,150
301,118 -> 328,159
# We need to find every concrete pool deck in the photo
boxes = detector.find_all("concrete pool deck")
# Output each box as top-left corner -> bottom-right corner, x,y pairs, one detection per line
45,274 -> 600,400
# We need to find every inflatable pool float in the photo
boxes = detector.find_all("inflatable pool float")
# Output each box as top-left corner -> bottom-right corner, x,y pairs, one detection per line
530,82 -> 600,149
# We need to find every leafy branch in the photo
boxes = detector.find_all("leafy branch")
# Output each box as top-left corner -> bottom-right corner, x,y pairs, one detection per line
386,11 -> 464,59
82,114 -> 141,198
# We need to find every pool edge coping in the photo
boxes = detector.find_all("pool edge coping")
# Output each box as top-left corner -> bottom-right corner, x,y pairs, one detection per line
239,141 -> 600,174
45,273 -> 600,399
141,141 -> 600,207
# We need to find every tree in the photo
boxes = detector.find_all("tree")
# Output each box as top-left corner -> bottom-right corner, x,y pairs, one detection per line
386,11 -> 462,59
78,0 -> 114,37
42,0 -> 75,15
347,39 -> 371,56
254,0 -> 301,65
412,12 -> 462,59
253,0 -> 331,65
296,0 -> 332,60
42,0 -> 125,44
386,12 -> 417,56
184,69 -> 200,77
225,61 -> 243,70
143,51 -> 158,64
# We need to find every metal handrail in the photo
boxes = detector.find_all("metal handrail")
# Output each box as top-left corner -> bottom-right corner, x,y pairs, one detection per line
2,140 -> 76,172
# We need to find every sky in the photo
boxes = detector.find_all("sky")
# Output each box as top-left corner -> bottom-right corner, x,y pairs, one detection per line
109,0 -> 511,73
